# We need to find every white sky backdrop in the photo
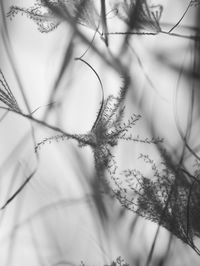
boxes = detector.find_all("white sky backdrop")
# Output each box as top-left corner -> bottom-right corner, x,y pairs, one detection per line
0,0 -> 200,265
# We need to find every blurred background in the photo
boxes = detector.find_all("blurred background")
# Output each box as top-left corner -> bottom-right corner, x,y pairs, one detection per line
1,0 -> 200,265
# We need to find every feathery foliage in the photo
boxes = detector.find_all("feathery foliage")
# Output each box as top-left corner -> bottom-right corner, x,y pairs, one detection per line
34,76 -> 162,177
0,70 -> 20,112
112,0 -> 163,32
112,152 -> 200,255
7,0 -> 100,33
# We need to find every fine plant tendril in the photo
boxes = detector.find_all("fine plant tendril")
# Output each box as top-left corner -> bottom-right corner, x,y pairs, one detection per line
1,0 -> 200,265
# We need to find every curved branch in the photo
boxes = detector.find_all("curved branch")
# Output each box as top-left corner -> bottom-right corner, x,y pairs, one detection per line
74,57 -> 104,131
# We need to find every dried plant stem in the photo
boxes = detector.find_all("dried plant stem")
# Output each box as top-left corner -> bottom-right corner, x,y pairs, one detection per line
106,30 -> 199,40
169,2 -> 191,33
0,106 -> 95,147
